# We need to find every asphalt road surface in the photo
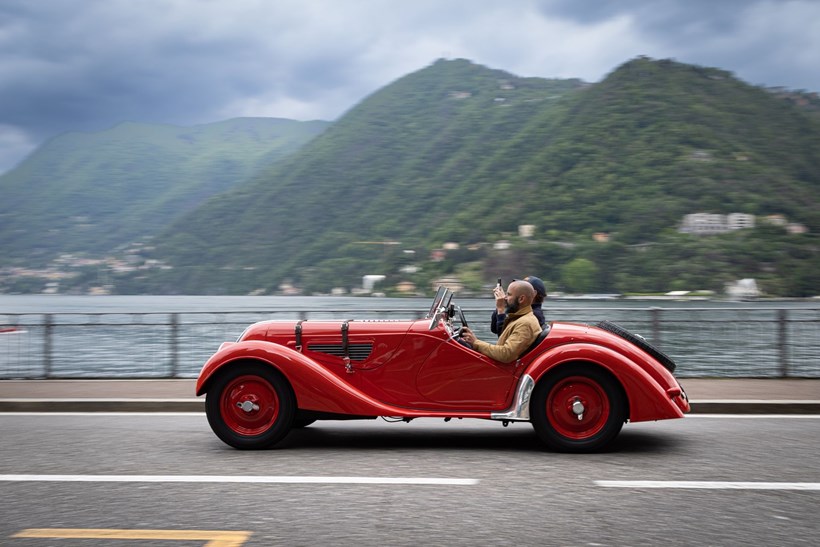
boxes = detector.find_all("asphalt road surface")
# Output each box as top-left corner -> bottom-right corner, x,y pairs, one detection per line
1,413 -> 818,546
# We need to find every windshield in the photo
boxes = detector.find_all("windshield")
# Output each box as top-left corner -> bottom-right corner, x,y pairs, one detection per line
426,286 -> 451,319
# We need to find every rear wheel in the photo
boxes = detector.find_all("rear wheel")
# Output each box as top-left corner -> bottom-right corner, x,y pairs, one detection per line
531,364 -> 626,452
205,363 -> 295,449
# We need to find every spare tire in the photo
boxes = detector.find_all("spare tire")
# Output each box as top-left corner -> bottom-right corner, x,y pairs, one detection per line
596,320 -> 677,373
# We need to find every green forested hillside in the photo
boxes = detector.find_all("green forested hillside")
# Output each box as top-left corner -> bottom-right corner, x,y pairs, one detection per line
128,57 -> 819,296
513,58 -> 820,239
4,57 -> 819,296
0,117 -> 328,265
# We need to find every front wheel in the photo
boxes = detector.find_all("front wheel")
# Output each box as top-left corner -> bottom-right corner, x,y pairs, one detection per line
205,363 -> 295,449
531,365 -> 626,453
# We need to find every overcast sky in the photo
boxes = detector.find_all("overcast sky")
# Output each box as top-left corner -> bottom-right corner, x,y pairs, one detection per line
2,0 -> 819,174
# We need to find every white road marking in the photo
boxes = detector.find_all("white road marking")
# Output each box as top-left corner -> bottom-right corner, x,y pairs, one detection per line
0,412 -> 204,416
691,399 -> 820,403
685,414 -> 820,419
595,480 -> 820,491
1,412 -> 818,418
0,474 -> 478,486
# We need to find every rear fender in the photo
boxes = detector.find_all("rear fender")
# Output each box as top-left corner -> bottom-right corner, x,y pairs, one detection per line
525,343 -> 686,422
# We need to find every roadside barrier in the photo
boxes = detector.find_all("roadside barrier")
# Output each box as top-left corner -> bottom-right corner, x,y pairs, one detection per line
1,307 -> 818,379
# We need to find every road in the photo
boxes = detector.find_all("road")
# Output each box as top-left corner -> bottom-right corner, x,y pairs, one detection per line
1,413 -> 818,546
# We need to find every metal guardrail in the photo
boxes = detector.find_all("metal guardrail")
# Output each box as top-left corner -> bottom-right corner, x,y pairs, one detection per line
2,308 -> 819,379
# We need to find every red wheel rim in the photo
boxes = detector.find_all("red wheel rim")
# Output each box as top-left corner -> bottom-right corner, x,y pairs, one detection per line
220,375 -> 280,436
546,375 -> 610,440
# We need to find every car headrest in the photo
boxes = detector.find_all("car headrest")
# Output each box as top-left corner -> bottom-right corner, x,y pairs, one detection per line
519,323 -> 551,360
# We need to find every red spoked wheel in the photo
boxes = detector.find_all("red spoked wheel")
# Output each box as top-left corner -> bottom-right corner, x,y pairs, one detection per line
221,375 -> 281,436
205,363 -> 295,449
547,376 -> 610,440
531,365 -> 626,452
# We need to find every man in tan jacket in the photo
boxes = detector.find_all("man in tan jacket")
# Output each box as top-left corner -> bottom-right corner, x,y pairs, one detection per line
461,280 -> 542,363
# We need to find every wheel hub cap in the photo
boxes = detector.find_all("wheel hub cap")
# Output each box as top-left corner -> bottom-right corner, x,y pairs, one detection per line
571,397 -> 585,420
238,400 -> 260,413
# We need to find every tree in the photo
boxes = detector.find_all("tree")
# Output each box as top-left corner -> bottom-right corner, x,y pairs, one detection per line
561,258 -> 599,294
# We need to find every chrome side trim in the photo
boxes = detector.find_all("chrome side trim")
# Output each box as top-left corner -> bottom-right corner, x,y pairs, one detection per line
491,374 -> 534,421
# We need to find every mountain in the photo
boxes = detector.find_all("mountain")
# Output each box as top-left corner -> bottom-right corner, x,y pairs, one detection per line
0,117 -> 329,265
3,57 -> 819,296
136,59 -> 587,292
131,57 -> 819,296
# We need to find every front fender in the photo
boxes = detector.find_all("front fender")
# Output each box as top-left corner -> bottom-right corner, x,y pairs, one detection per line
196,341 -> 373,414
525,343 -> 687,422
197,341 -> 261,396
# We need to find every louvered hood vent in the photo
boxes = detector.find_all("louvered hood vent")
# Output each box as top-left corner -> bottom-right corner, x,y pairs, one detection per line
307,343 -> 373,361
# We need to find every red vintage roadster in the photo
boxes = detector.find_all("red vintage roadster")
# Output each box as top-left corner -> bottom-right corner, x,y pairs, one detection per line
196,287 -> 689,452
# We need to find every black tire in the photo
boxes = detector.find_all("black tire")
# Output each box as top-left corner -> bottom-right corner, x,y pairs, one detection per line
205,362 -> 295,449
597,320 -> 677,373
531,364 -> 626,453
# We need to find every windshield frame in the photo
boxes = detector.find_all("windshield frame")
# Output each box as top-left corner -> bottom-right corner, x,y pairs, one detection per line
425,286 -> 451,319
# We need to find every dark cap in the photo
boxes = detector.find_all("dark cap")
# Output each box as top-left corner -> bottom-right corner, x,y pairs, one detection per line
523,276 -> 547,298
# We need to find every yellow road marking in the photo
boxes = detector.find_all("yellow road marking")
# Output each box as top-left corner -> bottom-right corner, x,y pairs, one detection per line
12,528 -> 251,546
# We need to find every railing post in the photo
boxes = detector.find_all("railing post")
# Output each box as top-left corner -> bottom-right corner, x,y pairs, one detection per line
169,313 -> 180,378
778,309 -> 788,378
43,313 -> 53,379
650,307 -> 661,347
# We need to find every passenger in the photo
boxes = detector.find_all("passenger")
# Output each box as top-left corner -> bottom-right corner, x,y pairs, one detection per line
491,276 -> 546,335
461,280 -> 542,363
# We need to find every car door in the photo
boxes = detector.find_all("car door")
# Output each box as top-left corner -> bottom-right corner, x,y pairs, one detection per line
415,335 -> 519,409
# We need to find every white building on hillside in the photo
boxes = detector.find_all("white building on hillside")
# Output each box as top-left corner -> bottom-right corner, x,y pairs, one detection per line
680,213 -> 728,235
727,213 -> 755,230
680,213 -> 756,235
726,278 -> 760,300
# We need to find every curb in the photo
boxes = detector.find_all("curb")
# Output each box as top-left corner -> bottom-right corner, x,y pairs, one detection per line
689,400 -> 820,414
1,399 -> 819,414
0,399 -> 204,412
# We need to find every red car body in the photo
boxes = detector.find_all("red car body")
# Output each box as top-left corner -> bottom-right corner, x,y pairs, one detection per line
196,288 -> 689,452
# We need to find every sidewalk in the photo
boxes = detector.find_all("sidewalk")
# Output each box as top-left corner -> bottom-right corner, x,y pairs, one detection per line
0,379 -> 199,413
1,378 -> 819,413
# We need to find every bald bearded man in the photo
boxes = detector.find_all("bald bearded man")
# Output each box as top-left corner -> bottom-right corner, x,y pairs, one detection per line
460,280 -> 542,363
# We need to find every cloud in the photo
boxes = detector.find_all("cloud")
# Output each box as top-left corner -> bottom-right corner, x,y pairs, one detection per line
542,0 -> 820,88
1,0 -> 819,174
0,125 -> 38,171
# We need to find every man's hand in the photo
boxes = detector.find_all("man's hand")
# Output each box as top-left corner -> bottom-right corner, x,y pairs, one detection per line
493,286 -> 505,313
461,326 -> 477,345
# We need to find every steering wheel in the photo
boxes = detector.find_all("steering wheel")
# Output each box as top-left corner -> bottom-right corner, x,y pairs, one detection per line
450,305 -> 469,338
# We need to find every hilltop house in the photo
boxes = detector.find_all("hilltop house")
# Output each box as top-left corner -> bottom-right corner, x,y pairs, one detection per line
679,213 -> 755,235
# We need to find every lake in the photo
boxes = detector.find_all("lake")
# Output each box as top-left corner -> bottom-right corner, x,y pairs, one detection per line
1,295 -> 819,379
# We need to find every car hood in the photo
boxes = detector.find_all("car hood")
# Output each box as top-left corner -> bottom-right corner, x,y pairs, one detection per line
239,319 -> 417,370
